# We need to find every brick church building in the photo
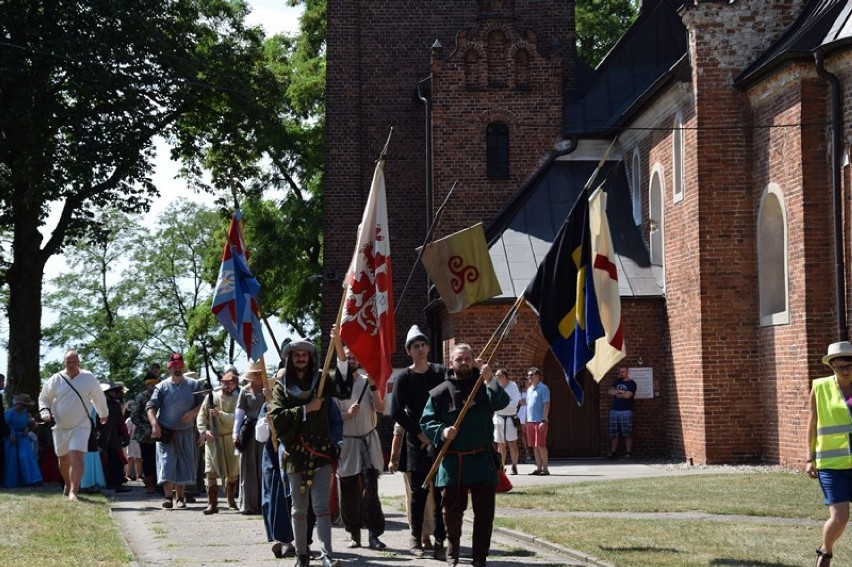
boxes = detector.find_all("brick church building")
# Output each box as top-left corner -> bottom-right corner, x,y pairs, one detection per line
323,0 -> 852,466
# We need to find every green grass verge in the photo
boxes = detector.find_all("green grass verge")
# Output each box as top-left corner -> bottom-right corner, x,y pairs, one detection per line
496,472 -> 825,519
0,488 -> 131,566
494,472 -> 836,567
494,516 -> 826,567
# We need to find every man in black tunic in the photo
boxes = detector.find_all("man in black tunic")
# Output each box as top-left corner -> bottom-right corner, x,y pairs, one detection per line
390,325 -> 447,559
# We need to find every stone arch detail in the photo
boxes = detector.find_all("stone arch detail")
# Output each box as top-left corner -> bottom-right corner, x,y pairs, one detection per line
476,108 -> 522,126
507,41 -> 536,59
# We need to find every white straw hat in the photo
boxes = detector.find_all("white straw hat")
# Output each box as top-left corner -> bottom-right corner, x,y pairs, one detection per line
822,341 -> 852,366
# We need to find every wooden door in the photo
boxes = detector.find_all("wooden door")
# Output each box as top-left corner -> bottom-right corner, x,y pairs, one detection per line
543,353 -> 600,457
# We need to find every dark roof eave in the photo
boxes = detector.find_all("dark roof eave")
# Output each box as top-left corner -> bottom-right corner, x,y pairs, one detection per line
610,54 -> 691,129
567,53 -> 690,137
484,151 -> 559,245
736,37 -> 852,89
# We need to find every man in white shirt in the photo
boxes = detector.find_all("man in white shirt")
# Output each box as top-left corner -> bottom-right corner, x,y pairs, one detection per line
492,369 -> 521,475
39,350 -> 108,501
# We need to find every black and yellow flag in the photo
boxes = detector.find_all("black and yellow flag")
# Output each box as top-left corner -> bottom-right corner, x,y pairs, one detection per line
523,191 -> 604,406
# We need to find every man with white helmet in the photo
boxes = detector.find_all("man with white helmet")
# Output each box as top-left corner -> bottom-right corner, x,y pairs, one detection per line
390,324 -> 448,560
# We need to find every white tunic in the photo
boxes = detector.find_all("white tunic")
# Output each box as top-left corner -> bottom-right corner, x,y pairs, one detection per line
39,370 -> 108,429
334,363 -> 384,478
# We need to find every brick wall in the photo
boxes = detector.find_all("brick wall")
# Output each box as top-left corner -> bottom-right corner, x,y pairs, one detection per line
429,1 -> 570,237
324,0 -> 574,369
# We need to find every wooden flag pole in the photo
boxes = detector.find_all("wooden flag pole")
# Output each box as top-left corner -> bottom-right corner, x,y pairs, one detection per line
321,128 -> 395,397
421,294 -> 525,489
315,288 -> 348,399
479,294 -> 525,360
395,180 -> 459,316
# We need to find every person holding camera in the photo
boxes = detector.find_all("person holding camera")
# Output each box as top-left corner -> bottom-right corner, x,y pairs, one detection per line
492,369 -> 521,475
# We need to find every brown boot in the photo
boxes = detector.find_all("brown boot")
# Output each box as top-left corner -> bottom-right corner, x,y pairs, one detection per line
226,481 -> 238,510
203,485 -> 218,515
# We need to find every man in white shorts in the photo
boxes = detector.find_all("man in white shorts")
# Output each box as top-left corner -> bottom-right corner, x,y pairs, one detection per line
39,350 -> 108,501
492,369 -> 521,475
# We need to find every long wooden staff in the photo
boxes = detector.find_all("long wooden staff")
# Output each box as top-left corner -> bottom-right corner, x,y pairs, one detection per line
395,180 -> 459,316
316,288 -> 348,398
318,128 -> 394,397
422,294 -> 525,488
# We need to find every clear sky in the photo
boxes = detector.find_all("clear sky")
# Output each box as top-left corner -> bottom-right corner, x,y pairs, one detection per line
4,1 -> 303,379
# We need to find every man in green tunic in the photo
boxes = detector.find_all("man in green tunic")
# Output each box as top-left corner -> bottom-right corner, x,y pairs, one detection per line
420,343 -> 509,567
268,339 -> 341,567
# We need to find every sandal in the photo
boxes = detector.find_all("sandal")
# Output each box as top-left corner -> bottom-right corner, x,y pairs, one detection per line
816,548 -> 833,567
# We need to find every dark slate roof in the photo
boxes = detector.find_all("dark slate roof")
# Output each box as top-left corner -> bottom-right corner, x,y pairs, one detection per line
565,0 -> 689,136
485,159 -> 664,300
736,0 -> 852,87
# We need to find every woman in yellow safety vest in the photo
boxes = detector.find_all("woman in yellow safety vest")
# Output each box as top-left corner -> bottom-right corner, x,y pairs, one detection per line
808,341 -> 852,567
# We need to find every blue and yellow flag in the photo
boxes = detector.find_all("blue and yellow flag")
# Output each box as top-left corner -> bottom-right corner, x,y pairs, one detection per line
523,191 -> 604,406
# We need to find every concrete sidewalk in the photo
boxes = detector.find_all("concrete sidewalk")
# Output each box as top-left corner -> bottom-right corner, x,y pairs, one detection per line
110,459 -> 711,566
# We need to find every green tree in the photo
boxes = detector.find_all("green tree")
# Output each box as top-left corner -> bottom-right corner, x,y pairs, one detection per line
227,0 -> 326,341
0,1 -> 292,398
43,201 -> 226,384
130,200 -> 224,378
42,210 -> 149,380
575,0 -> 638,67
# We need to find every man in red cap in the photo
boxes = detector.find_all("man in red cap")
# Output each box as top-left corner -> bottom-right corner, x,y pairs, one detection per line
146,353 -> 204,509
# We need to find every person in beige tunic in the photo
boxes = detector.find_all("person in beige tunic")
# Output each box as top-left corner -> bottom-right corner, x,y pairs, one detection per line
197,368 -> 240,514
331,325 -> 386,550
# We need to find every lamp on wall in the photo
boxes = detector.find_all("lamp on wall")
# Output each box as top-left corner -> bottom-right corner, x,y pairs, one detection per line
553,136 -> 577,156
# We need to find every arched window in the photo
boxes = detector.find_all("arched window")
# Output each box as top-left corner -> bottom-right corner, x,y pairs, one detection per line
673,111 -> 685,202
486,122 -> 509,179
758,184 -> 789,325
631,149 -> 642,226
514,48 -> 530,90
649,167 -> 664,268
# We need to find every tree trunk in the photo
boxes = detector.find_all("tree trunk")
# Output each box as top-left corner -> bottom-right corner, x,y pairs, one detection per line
6,214 -> 47,401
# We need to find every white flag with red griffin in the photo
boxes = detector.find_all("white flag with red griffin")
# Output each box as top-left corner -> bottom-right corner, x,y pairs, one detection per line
339,158 -> 396,397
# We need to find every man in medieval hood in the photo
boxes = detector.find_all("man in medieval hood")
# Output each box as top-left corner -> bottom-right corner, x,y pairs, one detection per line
268,337 -> 343,567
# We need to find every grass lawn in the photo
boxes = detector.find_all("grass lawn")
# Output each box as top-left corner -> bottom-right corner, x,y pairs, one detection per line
0,471 -> 839,567
494,472 -> 837,567
0,487 -> 131,566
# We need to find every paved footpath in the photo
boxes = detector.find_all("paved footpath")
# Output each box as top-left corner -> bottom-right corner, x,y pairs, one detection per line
111,460 -> 724,566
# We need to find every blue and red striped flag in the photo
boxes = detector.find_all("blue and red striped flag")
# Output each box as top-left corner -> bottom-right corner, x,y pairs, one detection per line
211,209 -> 268,362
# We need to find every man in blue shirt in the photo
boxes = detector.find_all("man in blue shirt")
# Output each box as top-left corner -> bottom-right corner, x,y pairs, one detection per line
607,367 -> 637,459
524,368 -> 550,476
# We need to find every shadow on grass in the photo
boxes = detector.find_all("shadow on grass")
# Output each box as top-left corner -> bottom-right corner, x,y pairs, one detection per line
491,547 -> 537,557
600,545 -> 681,553
599,547 -> 801,567
710,561 -> 800,567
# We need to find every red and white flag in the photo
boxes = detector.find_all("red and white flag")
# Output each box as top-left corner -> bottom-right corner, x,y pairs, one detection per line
587,186 -> 626,381
340,158 -> 396,397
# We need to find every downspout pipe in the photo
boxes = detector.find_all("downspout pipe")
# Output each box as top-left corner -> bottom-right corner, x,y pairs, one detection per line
417,75 -> 441,355
814,50 -> 848,341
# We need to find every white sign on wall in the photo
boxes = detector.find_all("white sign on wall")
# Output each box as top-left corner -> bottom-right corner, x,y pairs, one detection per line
629,367 -> 654,399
